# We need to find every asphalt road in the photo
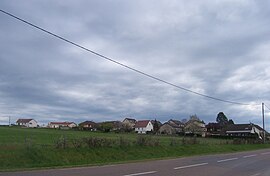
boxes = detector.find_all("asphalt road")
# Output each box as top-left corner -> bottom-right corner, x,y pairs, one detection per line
2,149 -> 270,176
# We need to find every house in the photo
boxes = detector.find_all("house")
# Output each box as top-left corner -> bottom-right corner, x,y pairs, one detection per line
79,121 -> 98,131
134,120 -> 153,134
122,118 -> 137,129
224,123 -> 267,139
159,122 -> 182,135
206,123 -> 222,136
159,119 -> 184,135
16,119 -> 38,128
48,122 -> 77,129
184,118 -> 206,137
168,119 -> 185,128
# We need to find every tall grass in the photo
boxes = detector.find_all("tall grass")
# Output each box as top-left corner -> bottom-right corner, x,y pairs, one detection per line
0,127 -> 269,171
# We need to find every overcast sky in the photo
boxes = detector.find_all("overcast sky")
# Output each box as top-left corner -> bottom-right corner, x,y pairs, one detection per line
1,0 -> 270,129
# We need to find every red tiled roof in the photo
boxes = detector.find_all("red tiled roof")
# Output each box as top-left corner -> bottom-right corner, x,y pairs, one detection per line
16,119 -> 33,123
134,120 -> 150,128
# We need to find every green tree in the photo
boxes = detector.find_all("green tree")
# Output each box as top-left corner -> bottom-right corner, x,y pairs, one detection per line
228,119 -> 234,125
190,114 -> 200,121
216,112 -> 228,126
99,122 -> 113,132
153,119 -> 159,134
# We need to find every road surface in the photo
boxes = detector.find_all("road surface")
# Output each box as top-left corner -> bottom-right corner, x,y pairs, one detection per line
1,149 -> 270,176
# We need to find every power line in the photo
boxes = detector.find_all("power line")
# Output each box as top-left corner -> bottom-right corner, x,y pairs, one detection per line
0,9 -> 257,106
264,104 -> 270,111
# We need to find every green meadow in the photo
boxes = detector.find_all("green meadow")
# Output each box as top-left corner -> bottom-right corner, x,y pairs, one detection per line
0,126 -> 269,171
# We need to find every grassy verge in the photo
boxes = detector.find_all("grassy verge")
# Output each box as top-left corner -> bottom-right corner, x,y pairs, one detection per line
0,127 -> 269,171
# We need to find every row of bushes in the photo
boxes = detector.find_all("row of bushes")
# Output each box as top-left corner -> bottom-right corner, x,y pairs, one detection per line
232,138 -> 263,145
23,136 -> 263,150
54,136 -> 161,149
54,136 -> 205,149
169,137 -> 200,146
54,136 -> 215,149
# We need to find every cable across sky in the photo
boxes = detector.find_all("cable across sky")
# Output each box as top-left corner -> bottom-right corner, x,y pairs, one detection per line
0,9 -> 260,106
265,104 -> 270,111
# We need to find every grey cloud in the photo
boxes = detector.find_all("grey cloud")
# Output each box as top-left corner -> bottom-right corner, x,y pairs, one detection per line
0,0 -> 270,130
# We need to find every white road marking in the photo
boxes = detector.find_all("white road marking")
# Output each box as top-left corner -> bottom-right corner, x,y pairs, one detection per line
174,162 -> 208,170
261,152 -> 270,155
217,157 -> 238,163
123,171 -> 157,176
243,154 -> 257,158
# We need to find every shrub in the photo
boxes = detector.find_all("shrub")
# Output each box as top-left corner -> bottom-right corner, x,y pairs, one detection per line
24,137 -> 33,150
136,136 -> 148,146
119,137 -> 131,148
232,138 -> 263,145
101,138 -> 115,147
71,138 -> 83,149
181,136 -> 199,145
151,138 -> 160,147
135,136 -> 160,147
83,137 -> 115,148
55,135 -> 68,149
170,138 -> 179,146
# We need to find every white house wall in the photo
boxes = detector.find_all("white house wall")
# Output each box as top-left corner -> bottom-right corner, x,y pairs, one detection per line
146,122 -> 153,132
135,122 -> 153,134
29,120 -> 38,128
68,123 -> 77,128
253,126 -> 262,139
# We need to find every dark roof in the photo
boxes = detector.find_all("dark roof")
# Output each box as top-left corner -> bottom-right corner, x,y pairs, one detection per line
134,120 -> 150,128
253,124 -> 268,134
49,122 -> 75,125
168,119 -> 184,126
206,123 -> 221,128
79,121 -> 97,126
224,124 -> 269,135
253,124 -> 264,131
163,122 -> 181,129
16,119 -> 33,123
225,124 -> 252,131
123,118 -> 136,123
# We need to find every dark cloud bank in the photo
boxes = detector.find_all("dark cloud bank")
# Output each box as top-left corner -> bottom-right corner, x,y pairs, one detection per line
1,0 -> 270,129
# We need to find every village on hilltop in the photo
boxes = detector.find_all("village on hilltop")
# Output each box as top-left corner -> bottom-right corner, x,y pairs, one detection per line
14,112 -> 268,140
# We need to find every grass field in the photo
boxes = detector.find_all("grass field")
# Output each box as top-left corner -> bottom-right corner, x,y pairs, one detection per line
0,126 -> 270,171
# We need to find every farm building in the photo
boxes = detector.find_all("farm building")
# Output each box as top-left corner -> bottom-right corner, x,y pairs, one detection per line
79,121 -> 98,131
16,119 -> 38,128
159,122 -> 183,135
224,123 -> 267,139
48,122 -> 77,129
122,118 -> 137,129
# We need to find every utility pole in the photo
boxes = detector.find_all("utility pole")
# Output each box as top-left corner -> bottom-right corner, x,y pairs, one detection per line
262,103 -> 265,143
9,116 -> 11,127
